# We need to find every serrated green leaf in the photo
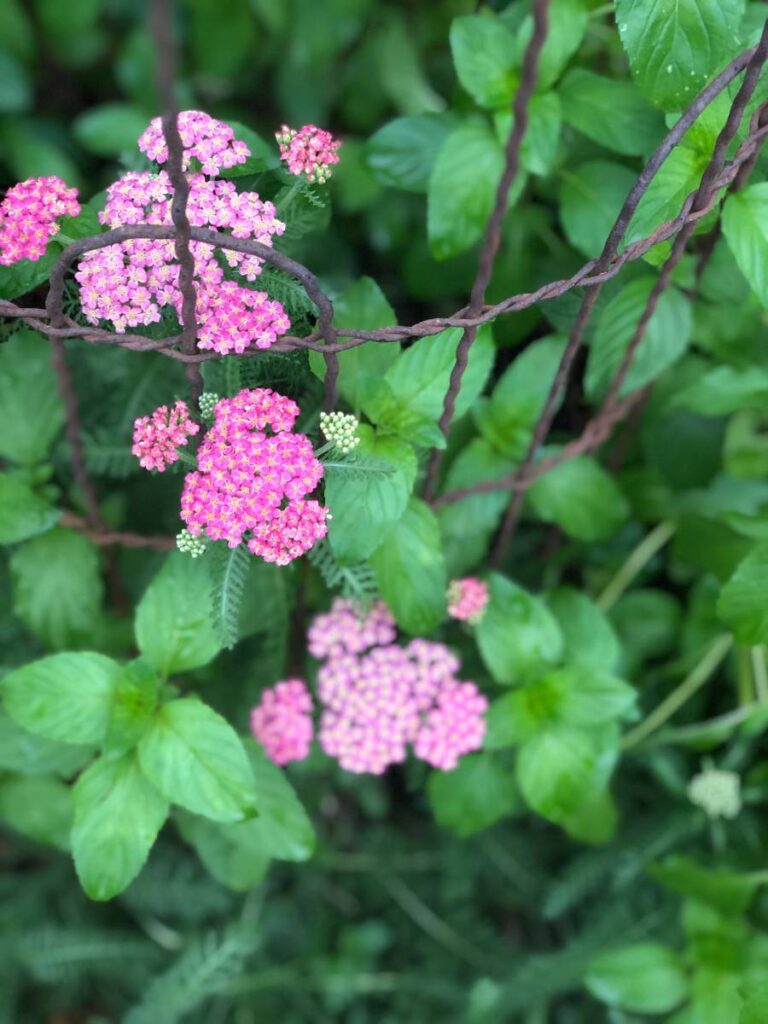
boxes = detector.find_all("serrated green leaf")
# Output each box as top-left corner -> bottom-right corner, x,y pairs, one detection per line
2,652 -> 122,744
0,710 -> 92,777
138,699 -> 256,823
0,473 -> 59,545
10,528 -> 104,649
547,587 -> 620,671
370,498 -> 447,635
585,943 -> 689,1014
527,453 -> 629,541
135,553 -> 221,677
559,68 -> 664,156
0,330 -> 65,465
450,14 -> 518,109
476,573 -> 563,685
515,0 -> 588,91
326,425 -> 416,564
560,160 -> 636,257
428,753 -> 522,838
73,103 -> 147,157
365,113 -> 459,192
0,775 -> 72,850
615,0 -> 744,111
722,184 -> 768,308
103,659 -> 160,760
72,754 -> 168,900
718,542 -> 768,644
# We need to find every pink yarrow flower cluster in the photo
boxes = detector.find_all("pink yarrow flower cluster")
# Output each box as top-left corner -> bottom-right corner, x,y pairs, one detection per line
180,388 -> 329,565
0,176 -> 80,266
250,679 -> 313,765
138,111 -> 250,175
131,399 -> 199,471
313,600 -> 487,773
75,113 -> 291,353
447,577 -> 489,624
275,124 -> 341,183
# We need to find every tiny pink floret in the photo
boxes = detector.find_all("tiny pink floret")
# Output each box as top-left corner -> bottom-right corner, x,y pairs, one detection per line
0,176 -> 80,266
447,577 -> 489,624
132,399 -> 199,471
275,124 -> 341,184
250,679 -> 314,765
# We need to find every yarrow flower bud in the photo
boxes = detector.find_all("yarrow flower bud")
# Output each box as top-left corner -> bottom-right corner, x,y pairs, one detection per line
180,388 -> 329,565
132,400 -> 199,472
198,391 -> 220,422
688,768 -> 741,820
319,411 -> 360,454
250,679 -> 314,765
0,176 -> 80,265
447,577 -> 489,624
176,528 -> 207,558
275,124 -> 341,183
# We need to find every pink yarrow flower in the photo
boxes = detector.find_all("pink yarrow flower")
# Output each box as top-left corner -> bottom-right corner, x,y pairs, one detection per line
76,115 -> 291,354
250,679 -> 314,765
180,388 -> 329,565
0,176 -> 80,265
132,399 -> 199,471
307,597 -> 397,661
275,124 -> 341,183
447,577 -> 489,624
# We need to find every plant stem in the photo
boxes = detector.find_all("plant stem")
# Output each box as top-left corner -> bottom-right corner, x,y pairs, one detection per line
276,177 -> 303,215
751,645 -> 768,703
596,520 -> 676,612
621,635 -> 734,751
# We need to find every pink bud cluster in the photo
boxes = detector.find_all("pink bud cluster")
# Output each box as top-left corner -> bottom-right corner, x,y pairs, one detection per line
131,399 -> 199,471
250,679 -> 313,766
180,388 -> 329,565
447,577 -> 489,624
138,111 -> 250,175
0,176 -> 80,266
275,124 -> 341,183
75,114 -> 291,353
313,600 -> 487,773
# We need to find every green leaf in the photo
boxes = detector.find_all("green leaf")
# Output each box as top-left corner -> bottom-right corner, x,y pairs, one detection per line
0,330 -> 64,465
615,0 -> 745,111
527,453 -> 629,541
515,0 -> 588,91
560,787 -> 618,844
370,498 -> 447,635
516,723 -> 618,821
428,118 -> 508,261
309,277 -> 399,410
0,710 -> 92,777
0,775 -> 72,850
428,753 -> 522,838
722,184 -> 768,308
73,103 -> 148,157
209,542 -> 251,651
365,113 -> 459,192
177,739 -> 315,890
325,425 -> 416,564
369,325 -> 494,441
495,92 -> 562,176
10,529 -> 104,650
718,542 -> 768,644
437,438 -> 515,577
474,336 -> 566,458
649,855 -> 762,915
221,121 -> 279,177
626,145 -> 706,251
2,652 -> 121,744
585,943 -> 689,1014
138,698 -> 256,823
0,473 -> 59,544
560,160 -> 636,257
585,277 -> 692,399
450,14 -> 518,108
553,666 -> 637,727
71,754 -> 169,900
103,659 -> 160,760
741,976 -> 768,1024
547,588 -> 620,671
135,553 -> 221,676
476,573 -> 563,685
0,245 -> 61,302
675,365 -> 768,415
0,48 -> 31,112
559,69 -> 664,156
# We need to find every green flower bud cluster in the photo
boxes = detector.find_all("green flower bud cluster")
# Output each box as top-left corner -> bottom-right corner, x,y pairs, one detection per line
687,768 -> 741,820
320,411 -> 360,454
176,529 -> 208,559
198,392 -> 220,423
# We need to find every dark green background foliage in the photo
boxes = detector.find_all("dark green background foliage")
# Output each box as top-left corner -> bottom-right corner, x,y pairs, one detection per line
4,0 -> 768,1021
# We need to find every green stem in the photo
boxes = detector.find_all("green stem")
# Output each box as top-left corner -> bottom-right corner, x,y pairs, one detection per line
751,645 -> 768,703
596,520 -> 676,612
276,177 -> 303,215
621,635 -> 734,751
175,448 -> 198,468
